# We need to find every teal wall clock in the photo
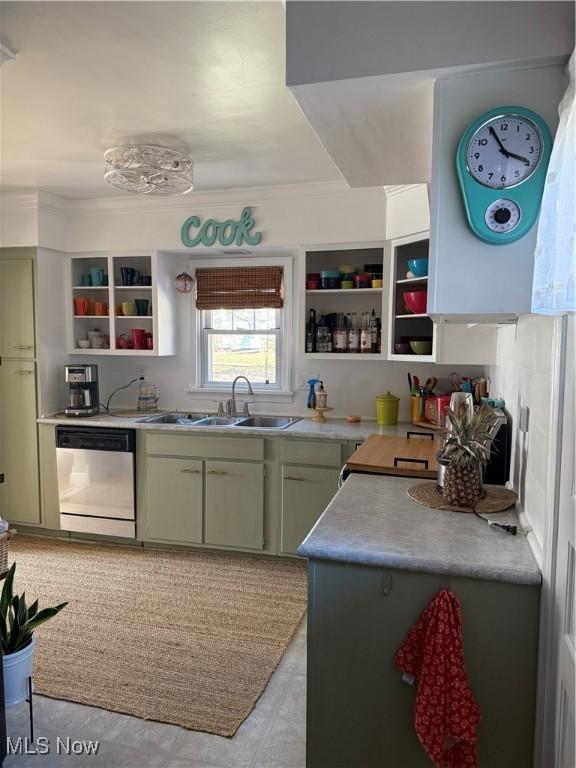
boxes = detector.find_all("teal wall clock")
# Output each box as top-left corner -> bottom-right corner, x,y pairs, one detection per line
456,106 -> 553,245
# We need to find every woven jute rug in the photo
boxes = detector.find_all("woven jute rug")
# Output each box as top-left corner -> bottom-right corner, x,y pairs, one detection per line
9,536 -> 307,737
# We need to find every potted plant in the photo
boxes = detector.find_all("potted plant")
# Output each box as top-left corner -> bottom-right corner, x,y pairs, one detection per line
1,563 -> 68,707
436,403 -> 496,507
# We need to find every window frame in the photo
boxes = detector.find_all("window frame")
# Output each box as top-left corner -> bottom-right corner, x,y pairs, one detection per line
195,256 -> 293,394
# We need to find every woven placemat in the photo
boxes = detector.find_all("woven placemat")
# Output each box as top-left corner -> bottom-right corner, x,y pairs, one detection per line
408,482 -> 518,514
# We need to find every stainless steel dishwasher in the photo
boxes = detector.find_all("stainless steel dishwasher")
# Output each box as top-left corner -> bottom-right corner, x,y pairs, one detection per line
56,426 -> 136,538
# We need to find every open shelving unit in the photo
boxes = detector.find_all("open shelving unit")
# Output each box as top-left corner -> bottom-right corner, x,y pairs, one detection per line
303,246 -> 386,360
387,233 -> 436,362
67,251 -> 178,356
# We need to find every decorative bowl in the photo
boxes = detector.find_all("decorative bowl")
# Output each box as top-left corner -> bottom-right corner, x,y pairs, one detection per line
409,340 -> 432,355
403,290 -> 427,314
407,258 -> 428,277
394,343 -> 412,354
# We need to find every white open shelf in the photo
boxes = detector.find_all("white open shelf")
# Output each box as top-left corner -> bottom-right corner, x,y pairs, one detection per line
396,276 -> 428,285
305,288 -> 382,295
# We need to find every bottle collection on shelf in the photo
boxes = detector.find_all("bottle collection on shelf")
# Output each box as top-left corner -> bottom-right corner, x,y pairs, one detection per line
306,309 -> 381,354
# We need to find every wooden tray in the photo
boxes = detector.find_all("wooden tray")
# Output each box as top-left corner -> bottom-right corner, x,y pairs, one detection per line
346,433 -> 441,479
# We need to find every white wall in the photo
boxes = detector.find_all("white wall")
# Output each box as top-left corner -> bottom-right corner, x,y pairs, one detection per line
35,248 -> 70,415
487,314 -> 561,559
428,60 -> 567,319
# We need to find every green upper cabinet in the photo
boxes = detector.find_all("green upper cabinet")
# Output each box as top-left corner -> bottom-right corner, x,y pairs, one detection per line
0,360 -> 40,525
281,465 -> 339,555
0,259 -> 36,359
205,460 -> 264,550
146,457 -> 203,544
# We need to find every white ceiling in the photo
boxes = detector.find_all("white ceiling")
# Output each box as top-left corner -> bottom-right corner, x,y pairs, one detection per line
0,1 -> 342,199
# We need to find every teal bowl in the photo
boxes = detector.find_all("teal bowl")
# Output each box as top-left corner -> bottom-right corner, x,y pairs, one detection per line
407,258 -> 428,277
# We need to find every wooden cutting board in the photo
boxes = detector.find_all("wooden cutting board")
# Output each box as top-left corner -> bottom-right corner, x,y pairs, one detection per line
346,434 -> 440,478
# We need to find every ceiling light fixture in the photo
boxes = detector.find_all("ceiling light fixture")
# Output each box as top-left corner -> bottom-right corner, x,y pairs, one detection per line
104,145 -> 193,195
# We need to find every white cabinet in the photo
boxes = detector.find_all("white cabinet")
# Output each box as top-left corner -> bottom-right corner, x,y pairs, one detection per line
67,251 -> 178,356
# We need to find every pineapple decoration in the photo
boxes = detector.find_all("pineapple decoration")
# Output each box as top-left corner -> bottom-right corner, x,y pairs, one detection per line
437,404 -> 497,507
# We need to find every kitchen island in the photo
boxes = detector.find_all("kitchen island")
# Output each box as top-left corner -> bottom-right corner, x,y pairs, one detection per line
299,474 -> 540,768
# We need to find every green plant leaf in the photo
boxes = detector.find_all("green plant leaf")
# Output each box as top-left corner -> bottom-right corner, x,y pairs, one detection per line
0,563 -> 15,618
23,602 -> 68,633
27,599 -> 39,619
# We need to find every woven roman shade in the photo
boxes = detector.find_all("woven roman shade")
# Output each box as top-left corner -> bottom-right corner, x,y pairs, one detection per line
196,266 -> 283,310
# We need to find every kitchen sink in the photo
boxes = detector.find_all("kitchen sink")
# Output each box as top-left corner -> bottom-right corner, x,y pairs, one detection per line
236,416 -> 301,429
135,413 -> 301,429
192,416 -> 247,426
136,412 -> 207,424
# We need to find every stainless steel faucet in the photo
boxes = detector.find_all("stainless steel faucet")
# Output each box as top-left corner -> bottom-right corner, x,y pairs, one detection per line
227,376 -> 254,417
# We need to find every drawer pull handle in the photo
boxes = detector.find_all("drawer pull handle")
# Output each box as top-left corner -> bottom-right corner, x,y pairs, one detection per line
284,476 -> 305,481
14,370 -> 33,375
394,457 -> 429,469
13,345 -> 33,350
407,431 -> 434,441
207,470 -> 228,476
180,469 -> 201,474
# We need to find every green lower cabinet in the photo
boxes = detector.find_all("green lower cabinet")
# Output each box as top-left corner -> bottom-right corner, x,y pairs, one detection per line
146,457 -> 203,543
205,461 -> 264,550
281,465 -> 340,555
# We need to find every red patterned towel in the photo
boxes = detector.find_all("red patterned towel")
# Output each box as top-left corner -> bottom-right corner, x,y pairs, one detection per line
395,589 -> 480,768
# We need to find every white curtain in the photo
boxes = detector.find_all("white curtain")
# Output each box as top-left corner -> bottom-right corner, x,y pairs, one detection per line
531,52 -> 576,315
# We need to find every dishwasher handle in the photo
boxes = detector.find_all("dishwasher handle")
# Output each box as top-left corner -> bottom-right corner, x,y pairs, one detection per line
56,427 -> 135,452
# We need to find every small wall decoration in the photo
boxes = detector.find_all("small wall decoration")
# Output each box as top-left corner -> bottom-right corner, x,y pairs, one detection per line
181,207 -> 262,248
456,106 -> 553,244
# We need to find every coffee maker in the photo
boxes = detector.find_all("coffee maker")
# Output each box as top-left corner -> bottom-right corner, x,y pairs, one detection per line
64,364 -> 100,417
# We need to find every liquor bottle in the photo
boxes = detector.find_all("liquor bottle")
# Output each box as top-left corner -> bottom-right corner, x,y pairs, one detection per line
334,313 -> 348,353
360,312 -> 371,353
370,309 -> 379,353
316,315 -> 332,353
306,308 -> 317,353
348,313 -> 359,353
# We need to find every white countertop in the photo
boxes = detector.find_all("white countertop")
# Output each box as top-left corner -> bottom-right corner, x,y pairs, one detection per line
37,412 -> 434,442
298,474 -> 541,586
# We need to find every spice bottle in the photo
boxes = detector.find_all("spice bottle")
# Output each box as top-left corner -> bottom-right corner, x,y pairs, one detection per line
348,313 -> 359,353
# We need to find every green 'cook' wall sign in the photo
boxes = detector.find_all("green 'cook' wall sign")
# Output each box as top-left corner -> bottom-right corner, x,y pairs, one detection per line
181,207 -> 262,248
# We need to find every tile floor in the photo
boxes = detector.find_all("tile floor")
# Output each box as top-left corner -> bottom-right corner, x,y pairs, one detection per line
4,618 -> 307,768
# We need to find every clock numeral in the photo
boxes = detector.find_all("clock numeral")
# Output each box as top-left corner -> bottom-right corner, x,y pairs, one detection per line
478,165 -> 483,172
529,146 -> 534,154
517,125 -> 520,132
479,138 -> 488,146
514,170 -> 520,177
501,175 -> 506,183
474,152 -> 480,159
526,133 -> 531,140
488,172 -> 494,180
500,123 -> 508,131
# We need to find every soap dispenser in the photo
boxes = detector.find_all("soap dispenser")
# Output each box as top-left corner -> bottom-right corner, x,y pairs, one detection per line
307,378 -> 320,410
316,381 -> 328,409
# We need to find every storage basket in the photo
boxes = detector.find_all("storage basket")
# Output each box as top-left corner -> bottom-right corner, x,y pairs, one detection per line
0,529 -> 16,577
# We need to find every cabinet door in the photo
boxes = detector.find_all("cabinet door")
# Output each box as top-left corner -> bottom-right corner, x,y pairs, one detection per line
0,259 -> 36,358
0,360 -> 40,524
281,466 -> 339,555
147,457 -> 203,543
205,461 -> 264,550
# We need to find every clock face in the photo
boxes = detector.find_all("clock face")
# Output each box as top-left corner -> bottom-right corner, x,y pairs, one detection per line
466,114 -> 542,189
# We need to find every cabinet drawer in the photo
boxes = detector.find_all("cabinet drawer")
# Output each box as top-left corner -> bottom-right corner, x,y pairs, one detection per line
146,433 -> 264,460
281,439 -> 342,467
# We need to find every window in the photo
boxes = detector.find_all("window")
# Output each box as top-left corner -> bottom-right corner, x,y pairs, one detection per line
196,261 -> 291,391
201,308 -> 281,388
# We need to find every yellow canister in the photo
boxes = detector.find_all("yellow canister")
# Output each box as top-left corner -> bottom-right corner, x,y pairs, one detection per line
376,391 -> 400,426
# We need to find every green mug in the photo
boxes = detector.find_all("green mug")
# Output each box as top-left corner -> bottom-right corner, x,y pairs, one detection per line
121,301 -> 137,316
